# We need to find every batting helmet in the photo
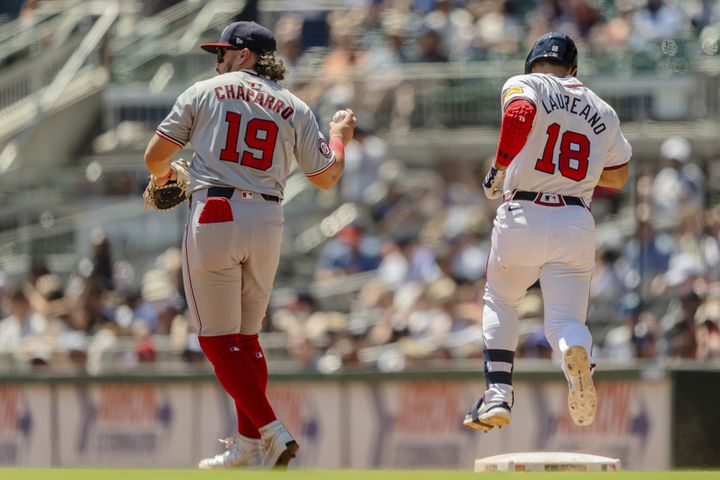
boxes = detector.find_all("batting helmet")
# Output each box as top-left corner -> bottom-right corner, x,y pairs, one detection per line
524,32 -> 578,74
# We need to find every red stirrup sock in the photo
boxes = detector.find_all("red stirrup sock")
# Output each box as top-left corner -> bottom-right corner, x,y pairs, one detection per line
236,402 -> 261,439
237,334 -> 275,428
237,334 -> 269,389
198,334 -> 277,433
235,333 -> 271,438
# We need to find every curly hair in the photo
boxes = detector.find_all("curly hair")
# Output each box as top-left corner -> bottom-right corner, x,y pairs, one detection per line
254,52 -> 286,82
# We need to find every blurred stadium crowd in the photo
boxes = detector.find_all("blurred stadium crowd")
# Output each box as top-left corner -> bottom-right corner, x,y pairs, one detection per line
273,0 -> 720,66
274,0 -> 720,129
0,0 -> 718,373
1,133 -> 717,373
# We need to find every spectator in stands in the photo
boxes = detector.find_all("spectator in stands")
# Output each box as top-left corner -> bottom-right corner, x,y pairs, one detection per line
274,15 -> 305,67
366,12 -> 410,67
671,211 -> 705,261
378,236 -> 442,290
537,0 -> 602,40
652,137 -> 704,215
443,300 -> 484,358
310,312 -> 358,371
113,286 -> 142,331
134,266 -> 181,334
471,0 -> 525,58
302,10 -> 367,112
291,1 -> 331,50
688,0 -> 718,32
663,251 -> 704,298
340,116 -> 386,204
83,229 -> 115,291
622,217 -> 675,292
591,245 -> 626,301
315,224 -> 382,279
56,330 -> 89,367
448,231 -> 488,283
423,0 -> 474,61
660,291 -> 702,358
28,259 -> 51,287
271,290 -> 318,336
589,11 -> 632,53
354,277 -> 398,326
0,287 -> 50,361
66,278 -> 114,335
603,294 -> 659,361
403,278 -> 454,349
415,24 -> 448,62
26,273 -> 66,321
377,166 -> 445,237
371,172 -> 407,226
695,296 -> 720,359
629,0 -> 688,51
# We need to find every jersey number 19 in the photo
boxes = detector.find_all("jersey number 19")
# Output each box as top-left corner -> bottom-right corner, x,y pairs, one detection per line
535,123 -> 590,182
219,111 -> 278,171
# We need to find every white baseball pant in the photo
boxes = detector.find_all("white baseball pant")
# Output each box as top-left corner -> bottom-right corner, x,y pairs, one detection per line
482,199 -> 595,404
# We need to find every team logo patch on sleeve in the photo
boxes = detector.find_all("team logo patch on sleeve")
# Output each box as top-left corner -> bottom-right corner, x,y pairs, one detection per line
319,138 -> 333,158
503,86 -> 524,103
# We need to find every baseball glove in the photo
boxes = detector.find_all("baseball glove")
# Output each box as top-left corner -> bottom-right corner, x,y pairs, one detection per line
143,159 -> 191,211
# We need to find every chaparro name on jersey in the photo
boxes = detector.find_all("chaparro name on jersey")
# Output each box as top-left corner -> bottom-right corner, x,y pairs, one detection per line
213,83 -> 295,120
540,93 -> 606,135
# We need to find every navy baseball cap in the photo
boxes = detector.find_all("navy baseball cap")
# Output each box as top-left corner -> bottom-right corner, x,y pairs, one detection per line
200,21 -> 276,54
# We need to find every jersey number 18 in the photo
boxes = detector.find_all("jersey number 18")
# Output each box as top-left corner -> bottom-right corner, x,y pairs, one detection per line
535,123 -> 590,182
219,111 -> 278,171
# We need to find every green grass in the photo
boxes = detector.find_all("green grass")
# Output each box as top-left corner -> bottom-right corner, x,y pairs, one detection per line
1,470 -> 719,480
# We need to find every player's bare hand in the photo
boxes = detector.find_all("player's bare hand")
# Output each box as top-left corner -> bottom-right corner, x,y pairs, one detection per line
329,108 -> 357,146
154,166 -> 178,187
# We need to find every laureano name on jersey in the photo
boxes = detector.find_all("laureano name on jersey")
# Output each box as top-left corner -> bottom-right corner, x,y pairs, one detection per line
540,91 -> 607,135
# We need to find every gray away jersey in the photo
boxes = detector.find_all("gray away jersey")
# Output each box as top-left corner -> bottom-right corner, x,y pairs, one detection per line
156,69 -> 335,198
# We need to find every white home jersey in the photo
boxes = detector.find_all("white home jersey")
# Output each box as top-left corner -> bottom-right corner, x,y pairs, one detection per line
501,74 -> 631,202
157,69 -> 335,199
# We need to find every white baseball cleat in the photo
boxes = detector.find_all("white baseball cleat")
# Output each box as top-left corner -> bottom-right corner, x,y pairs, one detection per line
198,435 -> 263,469
463,396 -> 512,432
259,420 -> 300,468
563,345 -> 597,426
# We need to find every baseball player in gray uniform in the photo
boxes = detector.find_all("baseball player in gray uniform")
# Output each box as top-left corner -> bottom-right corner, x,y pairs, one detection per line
144,21 -> 356,469
463,32 -> 630,433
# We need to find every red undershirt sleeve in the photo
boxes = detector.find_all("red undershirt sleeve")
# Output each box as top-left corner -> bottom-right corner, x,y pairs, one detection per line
495,99 -> 537,168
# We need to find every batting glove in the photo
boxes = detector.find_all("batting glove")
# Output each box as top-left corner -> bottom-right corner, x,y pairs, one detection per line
482,166 -> 505,200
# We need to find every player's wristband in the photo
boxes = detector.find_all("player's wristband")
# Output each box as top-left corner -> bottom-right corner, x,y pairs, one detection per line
329,135 -> 344,157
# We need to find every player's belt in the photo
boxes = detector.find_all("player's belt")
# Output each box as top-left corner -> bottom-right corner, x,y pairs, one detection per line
207,186 -> 280,203
508,190 -> 587,209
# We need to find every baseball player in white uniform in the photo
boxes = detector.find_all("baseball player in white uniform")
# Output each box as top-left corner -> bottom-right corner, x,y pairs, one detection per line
463,32 -> 631,432
143,21 -> 356,468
